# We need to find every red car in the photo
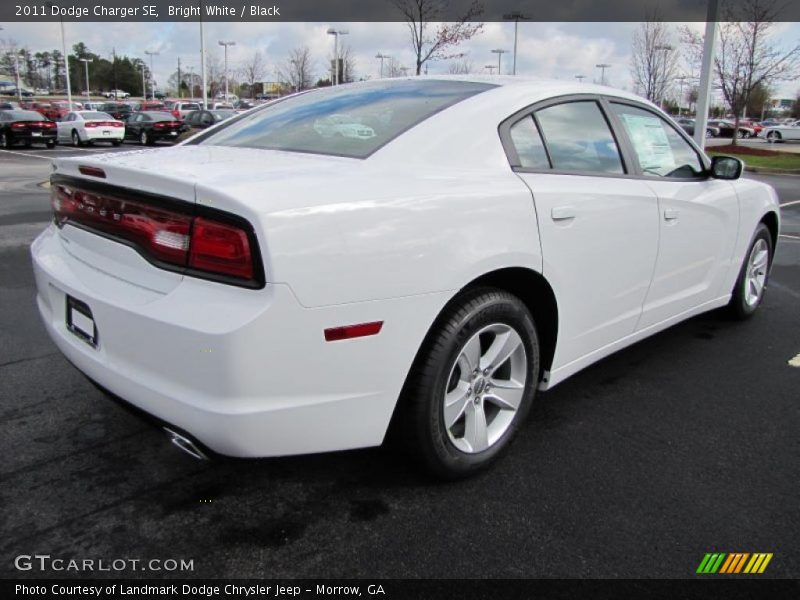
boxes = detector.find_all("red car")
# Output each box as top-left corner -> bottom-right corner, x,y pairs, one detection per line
43,101 -> 84,121
740,119 -> 764,135
22,101 -> 52,118
137,101 -> 170,113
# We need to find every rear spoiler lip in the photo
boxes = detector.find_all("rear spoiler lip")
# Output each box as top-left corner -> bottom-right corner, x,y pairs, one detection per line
50,173 -> 266,290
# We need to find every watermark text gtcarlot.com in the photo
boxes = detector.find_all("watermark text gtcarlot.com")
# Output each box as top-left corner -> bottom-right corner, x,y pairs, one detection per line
14,554 -> 194,572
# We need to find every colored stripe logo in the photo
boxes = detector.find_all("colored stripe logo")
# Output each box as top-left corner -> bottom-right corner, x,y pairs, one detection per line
697,553 -> 773,574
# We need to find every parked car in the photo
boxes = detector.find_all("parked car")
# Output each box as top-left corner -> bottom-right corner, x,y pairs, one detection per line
34,88 -> 50,95
153,90 -> 167,100
137,101 -> 169,112
675,117 -> 719,138
104,89 -> 130,99
313,113 -> 376,139
99,102 -> 133,121
44,101 -> 84,121
21,101 -> 52,117
33,78 -> 780,478
707,120 -> 756,139
761,120 -> 800,142
82,101 -> 105,111
5,87 -> 34,97
209,102 -> 235,110
739,119 -> 764,136
0,110 -> 56,148
124,111 -> 184,144
234,99 -> 256,111
169,101 -> 201,120
0,101 -> 22,111
183,109 -> 237,130
56,111 -> 124,146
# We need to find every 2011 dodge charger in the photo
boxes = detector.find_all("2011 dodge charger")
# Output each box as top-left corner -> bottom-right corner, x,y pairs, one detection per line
32,78 -> 780,478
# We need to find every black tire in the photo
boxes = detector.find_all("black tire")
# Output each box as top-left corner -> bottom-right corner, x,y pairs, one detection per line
705,129 -> 714,139
45,141 -> 55,149
728,223 -> 773,320
399,288 -> 540,479
140,131 -> 150,145
71,130 -> 82,147
0,132 -> 12,148
111,140 -> 121,147
767,131 -> 781,143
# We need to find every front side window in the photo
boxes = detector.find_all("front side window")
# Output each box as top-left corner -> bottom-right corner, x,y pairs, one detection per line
198,79 -> 495,158
534,101 -> 624,174
612,103 -> 704,178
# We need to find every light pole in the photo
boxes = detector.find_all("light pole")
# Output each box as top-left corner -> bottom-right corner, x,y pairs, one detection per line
503,11 -> 530,75
694,0 -> 719,148
79,57 -> 93,101
218,40 -> 236,100
485,65 -> 496,75
188,66 -> 194,97
326,28 -> 349,85
144,50 -> 159,99
14,53 -> 26,103
139,64 -> 146,100
596,63 -> 611,86
375,53 -> 391,79
676,75 -> 688,116
491,49 -> 508,75
45,3 -> 73,105
575,74 -> 586,83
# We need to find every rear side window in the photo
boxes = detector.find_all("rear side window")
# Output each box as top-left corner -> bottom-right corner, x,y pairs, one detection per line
535,101 -> 624,174
198,79 -> 495,158
509,117 -> 550,169
611,103 -> 704,178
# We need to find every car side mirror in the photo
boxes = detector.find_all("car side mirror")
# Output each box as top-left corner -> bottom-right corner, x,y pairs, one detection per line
710,155 -> 743,180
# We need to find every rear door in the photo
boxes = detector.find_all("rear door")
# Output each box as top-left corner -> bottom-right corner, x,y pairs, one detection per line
503,97 -> 660,369
607,101 -> 739,328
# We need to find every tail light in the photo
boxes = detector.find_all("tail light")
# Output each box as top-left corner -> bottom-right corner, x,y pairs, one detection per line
11,123 -> 26,130
171,109 -> 181,119
110,121 -> 123,127
41,121 -> 56,129
154,122 -> 166,129
85,122 -> 98,128
51,180 -> 262,287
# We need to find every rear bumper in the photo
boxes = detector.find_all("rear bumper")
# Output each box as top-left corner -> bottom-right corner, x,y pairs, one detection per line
84,130 -> 124,141
31,225 -> 444,457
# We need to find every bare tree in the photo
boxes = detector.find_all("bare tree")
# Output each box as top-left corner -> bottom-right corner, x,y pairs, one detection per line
277,46 -> 314,92
328,45 -> 357,83
684,0 -> 800,143
392,0 -> 484,75
448,57 -> 474,74
385,56 -> 405,78
630,18 -> 678,104
241,50 -> 267,94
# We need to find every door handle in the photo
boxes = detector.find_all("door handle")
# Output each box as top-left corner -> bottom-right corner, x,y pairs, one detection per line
551,206 -> 576,221
663,209 -> 679,221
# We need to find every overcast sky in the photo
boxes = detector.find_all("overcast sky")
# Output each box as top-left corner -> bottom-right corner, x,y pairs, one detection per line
4,20 -> 800,100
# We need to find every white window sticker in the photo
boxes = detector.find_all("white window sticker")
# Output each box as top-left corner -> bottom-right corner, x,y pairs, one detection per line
621,114 -> 675,173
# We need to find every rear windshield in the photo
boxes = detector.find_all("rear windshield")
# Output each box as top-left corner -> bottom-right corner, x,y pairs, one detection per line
83,112 -> 112,120
181,103 -> 200,110
9,111 -> 45,121
197,80 -> 495,158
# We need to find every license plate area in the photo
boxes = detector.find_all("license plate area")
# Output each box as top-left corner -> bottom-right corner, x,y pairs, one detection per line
66,295 -> 98,348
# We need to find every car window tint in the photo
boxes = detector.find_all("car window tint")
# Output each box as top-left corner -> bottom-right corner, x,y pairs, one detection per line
612,103 -> 704,178
199,79 -> 496,158
535,101 -> 624,174
509,116 -> 550,169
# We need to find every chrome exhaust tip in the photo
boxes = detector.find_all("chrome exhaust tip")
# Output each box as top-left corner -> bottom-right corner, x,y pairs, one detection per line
164,427 -> 209,460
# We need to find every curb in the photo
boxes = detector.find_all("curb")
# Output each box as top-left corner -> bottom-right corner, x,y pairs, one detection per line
744,166 -> 800,176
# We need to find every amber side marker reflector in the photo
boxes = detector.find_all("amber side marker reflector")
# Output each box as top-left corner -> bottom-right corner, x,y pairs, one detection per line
324,321 -> 383,342
78,166 -> 106,178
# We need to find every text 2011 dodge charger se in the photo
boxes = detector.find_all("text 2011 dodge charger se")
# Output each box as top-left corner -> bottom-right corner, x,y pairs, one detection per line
32,78 -> 780,478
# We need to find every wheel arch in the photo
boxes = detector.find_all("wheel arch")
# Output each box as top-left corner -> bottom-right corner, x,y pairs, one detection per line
761,210 -> 779,255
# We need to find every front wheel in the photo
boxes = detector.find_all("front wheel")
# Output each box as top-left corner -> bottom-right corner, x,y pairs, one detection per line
0,132 -> 11,148
399,289 -> 539,479
140,131 -> 150,145
705,128 -> 714,138
766,131 -> 781,143
728,224 -> 773,319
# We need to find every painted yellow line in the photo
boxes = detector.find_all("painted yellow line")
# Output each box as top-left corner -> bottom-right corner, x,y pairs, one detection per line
758,553 -> 773,573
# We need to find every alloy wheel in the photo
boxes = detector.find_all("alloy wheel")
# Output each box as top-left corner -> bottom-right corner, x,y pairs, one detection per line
443,323 -> 528,454
744,238 -> 769,307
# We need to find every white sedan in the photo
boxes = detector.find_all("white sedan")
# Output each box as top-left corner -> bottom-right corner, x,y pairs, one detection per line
57,111 -> 125,146
762,120 -> 800,142
32,78 -> 780,478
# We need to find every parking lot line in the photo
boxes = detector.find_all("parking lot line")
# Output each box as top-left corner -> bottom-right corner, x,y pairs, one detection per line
779,200 -> 800,208
779,234 -> 800,241
0,148 -> 52,160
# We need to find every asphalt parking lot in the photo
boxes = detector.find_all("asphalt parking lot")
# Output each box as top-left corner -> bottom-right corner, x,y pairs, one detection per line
0,144 -> 798,579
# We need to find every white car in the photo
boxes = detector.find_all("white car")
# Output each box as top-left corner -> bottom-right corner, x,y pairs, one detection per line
313,113 -> 376,139
57,111 -> 125,146
762,120 -> 800,142
104,89 -> 130,99
32,78 -> 780,478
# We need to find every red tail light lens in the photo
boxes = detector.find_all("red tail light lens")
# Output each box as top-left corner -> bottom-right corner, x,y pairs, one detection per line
85,122 -> 98,128
110,121 -> 123,128
11,123 -> 26,130
189,218 -> 254,280
41,121 -> 56,129
51,181 -> 261,287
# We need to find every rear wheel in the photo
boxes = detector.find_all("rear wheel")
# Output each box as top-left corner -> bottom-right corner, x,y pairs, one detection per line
737,129 -> 747,139
0,132 -> 11,148
767,131 -> 781,143
140,131 -> 150,145
729,224 -> 773,319
400,288 -> 539,479
71,130 -> 82,147
111,140 -> 121,147
45,140 -> 55,149
705,128 -> 715,138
